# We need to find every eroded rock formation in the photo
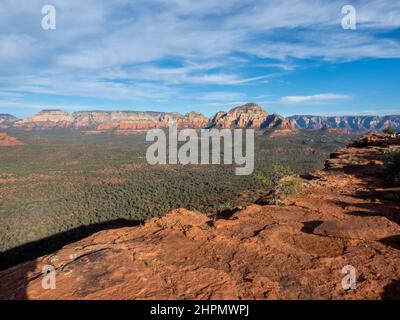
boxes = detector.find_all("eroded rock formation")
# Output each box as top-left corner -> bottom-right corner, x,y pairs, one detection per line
13,110 -> 74,130
0,132 -> 23,146
3,104 -> 399,132
10,109 -> 209,132
209,103 -> 268,129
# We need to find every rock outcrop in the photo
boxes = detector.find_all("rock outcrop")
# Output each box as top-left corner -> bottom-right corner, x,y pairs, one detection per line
0,132 -> 23,146
178,112 -> 209,129
0,114 -> 18,129
208,104 -> 299,133
209,103 -> 268,128
1,135 -> 399,300
313,217 -> 400,241
263,115 -> 298,137
262,114 -> 286,129
278,119 -> 298,130
319,124 -> 349,135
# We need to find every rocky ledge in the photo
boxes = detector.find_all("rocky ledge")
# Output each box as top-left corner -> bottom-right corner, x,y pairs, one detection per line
0,135 -> 399,300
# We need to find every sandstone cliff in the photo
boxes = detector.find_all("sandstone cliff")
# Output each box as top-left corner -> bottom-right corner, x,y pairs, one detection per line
1,135 -> 399,300
13,110 -> 74,130
11,109 -> 209,132
208,104 -> 299,132
264,114 -> 298,130
3,104 -> 400,132
209,103 -> 268,128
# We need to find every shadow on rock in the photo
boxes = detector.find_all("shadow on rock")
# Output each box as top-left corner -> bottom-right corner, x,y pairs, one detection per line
0,218 -> 142,271
301,220 -> 324,234
382,280 -> 400,300
0,218 -> 142,299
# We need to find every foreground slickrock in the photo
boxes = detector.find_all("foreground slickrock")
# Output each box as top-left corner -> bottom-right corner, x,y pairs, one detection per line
0,138 -> 399,300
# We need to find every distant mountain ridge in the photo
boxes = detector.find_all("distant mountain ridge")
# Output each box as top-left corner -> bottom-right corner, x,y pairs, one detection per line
0,114 -> 19,129
288,114 -> 400,131
1,103 -> 399,132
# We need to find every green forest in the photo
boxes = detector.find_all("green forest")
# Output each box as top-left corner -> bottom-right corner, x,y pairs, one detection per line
0,130 -> 355,253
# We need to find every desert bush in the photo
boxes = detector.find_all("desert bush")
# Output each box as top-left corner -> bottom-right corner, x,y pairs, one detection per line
278,177 -> 303,196
270,164 -> 294,183
253,170 -> 272,188
349,136 -> 370,148
383,127 -> 397,135
385,152 -> 400,184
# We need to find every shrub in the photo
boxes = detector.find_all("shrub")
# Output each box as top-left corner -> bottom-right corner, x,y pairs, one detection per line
253,170 -> 272,188
278,178 -> 303,196
383,127 -> 397,135
385,152 -> 400,184
270,164 -> 294,184
349,136 -> 372,148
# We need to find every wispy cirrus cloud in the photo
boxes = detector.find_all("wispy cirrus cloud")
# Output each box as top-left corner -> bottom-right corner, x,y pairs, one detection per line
1,1 -> 399,75
195,91 -> 247,102
0,0 -> 399,115
276,93 -> 352,104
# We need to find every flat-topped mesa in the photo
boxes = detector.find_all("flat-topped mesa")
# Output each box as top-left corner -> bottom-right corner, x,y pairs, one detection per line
73,111 -> 178,130
11,109 -> 208,131
77,110 -> 208,131
209,103 -> 269,128
13,109 -> 74,130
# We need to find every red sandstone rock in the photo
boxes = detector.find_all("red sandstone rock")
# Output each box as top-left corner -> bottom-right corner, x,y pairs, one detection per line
313,216 -> 400,241
0,133 -> 23,146
210,103 -> 268,129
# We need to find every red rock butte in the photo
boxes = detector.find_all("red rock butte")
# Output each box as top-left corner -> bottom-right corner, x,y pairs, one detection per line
0,132 -> 23,147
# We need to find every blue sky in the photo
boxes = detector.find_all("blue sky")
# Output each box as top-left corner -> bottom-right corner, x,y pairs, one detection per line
0,0 -> 399,118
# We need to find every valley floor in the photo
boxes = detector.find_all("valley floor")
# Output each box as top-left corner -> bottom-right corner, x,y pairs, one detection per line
0,138 -> 399,299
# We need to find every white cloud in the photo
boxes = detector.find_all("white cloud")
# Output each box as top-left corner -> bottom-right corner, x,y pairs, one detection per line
195,92 -> 247,101
0,74 -> 178,101
290,108 -> 400,116
277,93 -> 352,104
0,0 -> 399,103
